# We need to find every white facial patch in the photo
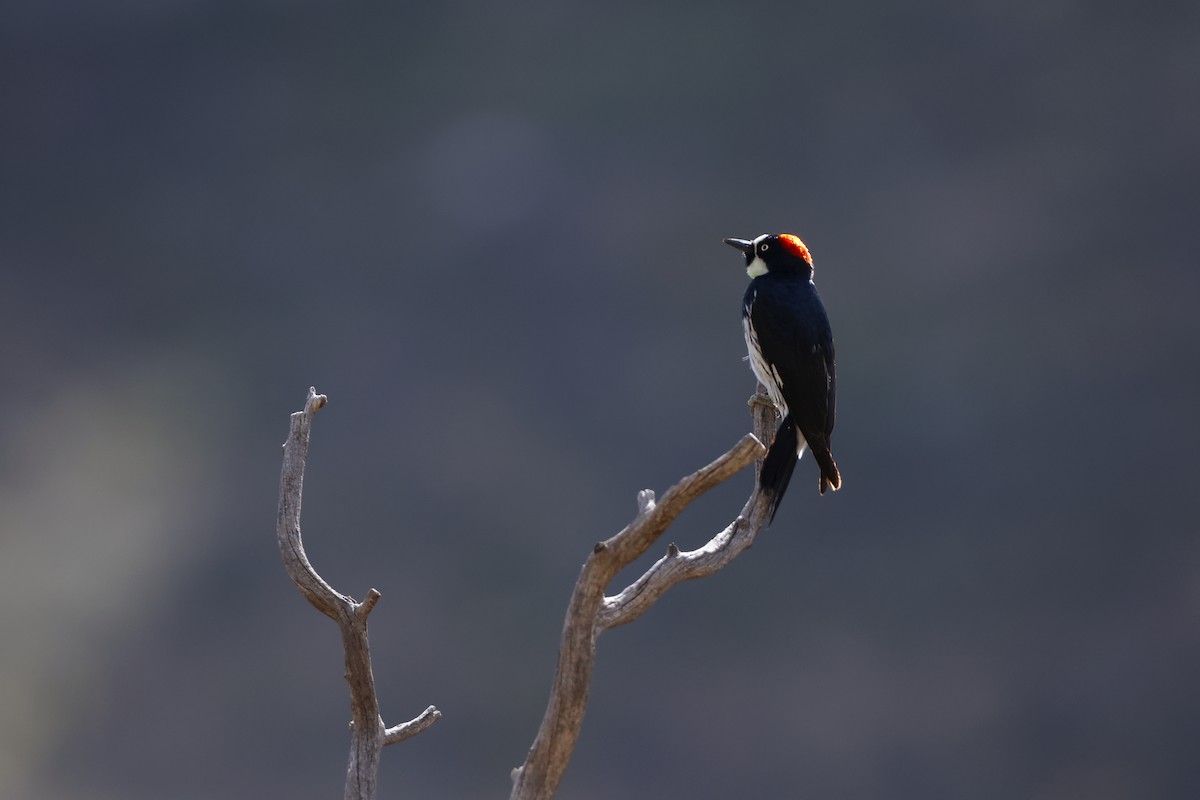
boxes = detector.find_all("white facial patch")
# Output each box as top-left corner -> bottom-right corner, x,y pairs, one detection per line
745,233 -> 771,278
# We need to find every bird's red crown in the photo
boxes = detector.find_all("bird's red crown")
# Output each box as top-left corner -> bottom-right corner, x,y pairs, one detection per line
778,234 -> 812,266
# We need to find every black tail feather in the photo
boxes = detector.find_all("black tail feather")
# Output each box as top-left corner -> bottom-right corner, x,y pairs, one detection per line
814,448 -> 842,495
759,415 -> 842,522
760,415 -> 799,523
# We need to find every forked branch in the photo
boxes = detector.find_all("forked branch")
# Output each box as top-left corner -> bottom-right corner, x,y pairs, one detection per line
276,387 -> 441,800
509,386 -> 780,800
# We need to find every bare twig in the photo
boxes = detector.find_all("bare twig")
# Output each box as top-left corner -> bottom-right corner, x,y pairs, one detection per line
384,705 -> 443,745
509,386 -> 780,800
276,387 -> 441,800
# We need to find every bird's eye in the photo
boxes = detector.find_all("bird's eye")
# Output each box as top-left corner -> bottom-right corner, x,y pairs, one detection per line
760,244 -> 769,252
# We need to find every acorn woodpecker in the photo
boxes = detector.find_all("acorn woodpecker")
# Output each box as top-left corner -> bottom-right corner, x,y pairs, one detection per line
725,233 -> 841,522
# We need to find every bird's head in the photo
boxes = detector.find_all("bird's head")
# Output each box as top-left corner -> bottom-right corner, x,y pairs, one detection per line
724,233 -> 813,278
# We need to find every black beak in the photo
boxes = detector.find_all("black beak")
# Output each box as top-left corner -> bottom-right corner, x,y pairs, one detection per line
723,237 -> 753,253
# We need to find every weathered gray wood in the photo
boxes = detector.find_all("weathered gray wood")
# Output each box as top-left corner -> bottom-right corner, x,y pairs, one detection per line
509,386 -> 779,800
276,387 -> 440,800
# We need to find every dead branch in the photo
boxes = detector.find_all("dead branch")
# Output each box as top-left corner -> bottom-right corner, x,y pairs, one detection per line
509,386 -> 779,800
276,387 -> 441,800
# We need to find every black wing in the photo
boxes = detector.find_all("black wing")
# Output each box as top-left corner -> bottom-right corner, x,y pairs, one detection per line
748,279 -> 835,444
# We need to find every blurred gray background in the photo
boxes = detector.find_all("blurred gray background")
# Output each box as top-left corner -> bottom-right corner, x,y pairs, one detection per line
3,1 -> 1199,798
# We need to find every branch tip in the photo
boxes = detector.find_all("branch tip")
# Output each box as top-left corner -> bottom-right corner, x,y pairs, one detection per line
637,489 -> 657,514
749,383 -> 775,406
593,541 -> 607,554
667,542 -> 680,557
305,388 -> 328,415
357,588 -> 382,619
383,705 -> 442,746
734,431 -> 767,458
